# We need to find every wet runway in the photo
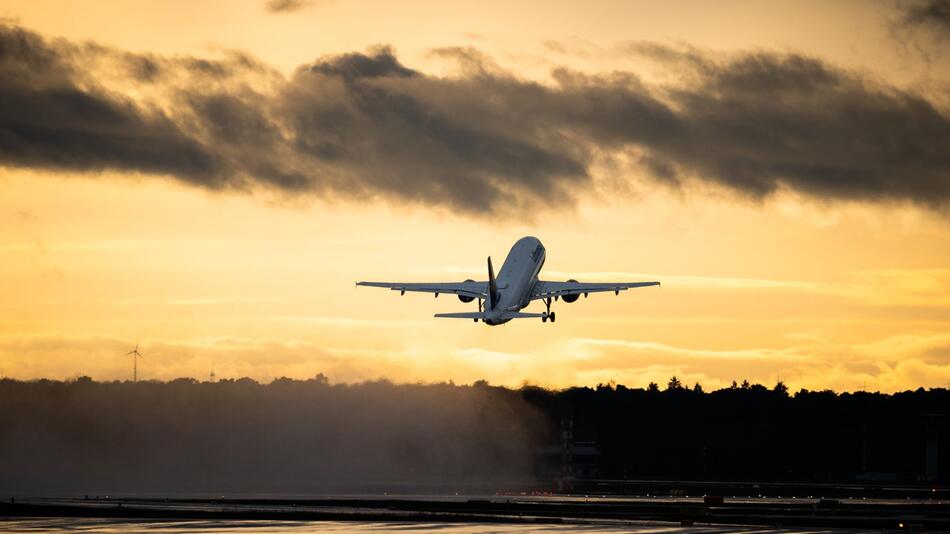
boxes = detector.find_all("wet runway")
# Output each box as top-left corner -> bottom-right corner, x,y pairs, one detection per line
3,494 -> 946,532
0,517 -> 852,533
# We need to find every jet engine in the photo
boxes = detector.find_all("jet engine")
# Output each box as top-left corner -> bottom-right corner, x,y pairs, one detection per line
562,279 -> 580,303
458,279 -> 476,303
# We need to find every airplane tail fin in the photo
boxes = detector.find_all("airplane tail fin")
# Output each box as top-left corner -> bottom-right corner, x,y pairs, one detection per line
487,256 -> 499,310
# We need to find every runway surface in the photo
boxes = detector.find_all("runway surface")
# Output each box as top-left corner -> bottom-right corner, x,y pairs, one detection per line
3,494 -> 946,532
0,517 -> 852,533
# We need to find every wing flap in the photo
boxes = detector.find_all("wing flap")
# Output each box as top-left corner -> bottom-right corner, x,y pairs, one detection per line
532,280 -> 660,300
357,280 -> 488,299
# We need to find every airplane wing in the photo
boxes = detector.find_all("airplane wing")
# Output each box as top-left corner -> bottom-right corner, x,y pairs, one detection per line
531,280 -> 660,300
356,280 -> 488,300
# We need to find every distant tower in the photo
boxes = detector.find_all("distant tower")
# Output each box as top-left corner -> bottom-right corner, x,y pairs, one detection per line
561,416 -> 574,477
923,413 -> 942,482
210,361 -> 216,383
126,342 -> 143,382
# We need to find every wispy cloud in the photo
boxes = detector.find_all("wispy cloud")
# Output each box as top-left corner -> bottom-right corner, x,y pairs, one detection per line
2,331 -> 948,393
165,297 -> 285,306
411,266 -> 950,307
264,0 -> 313,13
266,315 -> 429,328
564,332 -> 950,391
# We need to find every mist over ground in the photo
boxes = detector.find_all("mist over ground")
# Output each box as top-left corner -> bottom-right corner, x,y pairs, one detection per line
1,376 -> 947,494
0,377 -> 546,494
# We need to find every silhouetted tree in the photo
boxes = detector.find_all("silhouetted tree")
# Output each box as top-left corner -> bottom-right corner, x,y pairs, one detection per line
647,382 -> 660,393
667,376 -> 683,390
773,380 -> 789,397
692,382 -> 704,394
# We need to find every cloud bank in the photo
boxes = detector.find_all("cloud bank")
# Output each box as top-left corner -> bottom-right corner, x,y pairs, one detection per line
1,24 -> 949,215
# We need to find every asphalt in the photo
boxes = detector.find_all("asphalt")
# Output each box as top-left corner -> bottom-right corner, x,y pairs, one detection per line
2,493 -> 948,531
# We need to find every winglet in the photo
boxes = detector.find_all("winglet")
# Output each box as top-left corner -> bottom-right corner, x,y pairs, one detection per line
487,256 -> 499,310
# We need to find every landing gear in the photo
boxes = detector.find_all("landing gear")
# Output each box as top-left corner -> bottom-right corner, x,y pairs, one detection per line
542,297 -> 556,323
475,298 -> 483,322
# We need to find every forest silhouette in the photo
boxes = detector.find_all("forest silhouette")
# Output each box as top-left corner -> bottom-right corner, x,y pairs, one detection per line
0,375 -> 945,493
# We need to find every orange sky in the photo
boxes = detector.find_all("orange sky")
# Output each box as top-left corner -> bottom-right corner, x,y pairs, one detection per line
1,0 -> 949,391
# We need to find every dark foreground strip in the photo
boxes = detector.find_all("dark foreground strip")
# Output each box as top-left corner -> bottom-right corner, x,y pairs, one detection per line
2,498 -> 949,530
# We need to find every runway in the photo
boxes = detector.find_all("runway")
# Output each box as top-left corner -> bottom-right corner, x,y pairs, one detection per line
2,493 -> 947,532
0,517 -> 853,533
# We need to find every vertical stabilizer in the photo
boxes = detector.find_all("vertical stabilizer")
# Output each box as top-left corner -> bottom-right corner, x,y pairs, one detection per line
487,256 -> 499,310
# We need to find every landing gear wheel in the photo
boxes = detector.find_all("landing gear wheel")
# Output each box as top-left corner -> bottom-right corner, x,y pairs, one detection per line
473,318 -> 478,322
542,315 -> 548,323
550,312 -> 556,323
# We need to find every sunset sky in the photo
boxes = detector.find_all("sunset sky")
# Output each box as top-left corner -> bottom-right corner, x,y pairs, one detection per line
1,0 -> 949,391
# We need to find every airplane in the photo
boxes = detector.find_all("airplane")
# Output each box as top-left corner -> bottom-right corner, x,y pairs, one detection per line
357,236 -> 660,325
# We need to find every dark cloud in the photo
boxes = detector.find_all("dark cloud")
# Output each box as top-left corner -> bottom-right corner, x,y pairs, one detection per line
627,50 -> 950,206
898,0 -> 950,36
892,0 -> 950,62
1,24 -> 949,215
264,0 -> 312,13
0,26 -> 225,185
311,45 -> 417,79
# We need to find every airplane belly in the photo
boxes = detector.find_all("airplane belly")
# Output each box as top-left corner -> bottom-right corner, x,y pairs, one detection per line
512,263 -> 540,309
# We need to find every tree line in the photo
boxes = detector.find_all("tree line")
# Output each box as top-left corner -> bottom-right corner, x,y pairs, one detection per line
0,375 -> 945,492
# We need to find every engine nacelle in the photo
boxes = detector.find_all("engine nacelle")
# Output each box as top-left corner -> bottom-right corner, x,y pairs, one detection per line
458,279 -> 476,303
562,279 -> 580,303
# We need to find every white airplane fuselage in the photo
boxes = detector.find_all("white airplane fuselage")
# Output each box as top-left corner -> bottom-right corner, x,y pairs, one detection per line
484,236 -> 546,325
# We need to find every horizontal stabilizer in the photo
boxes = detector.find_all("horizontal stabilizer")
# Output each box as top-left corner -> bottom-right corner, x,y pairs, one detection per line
434,311 -> 549,320
434,312 -> 486,319
504,312 -> 546,319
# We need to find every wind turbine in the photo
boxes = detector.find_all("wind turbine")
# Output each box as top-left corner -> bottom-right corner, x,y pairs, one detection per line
127,342 -> 143,382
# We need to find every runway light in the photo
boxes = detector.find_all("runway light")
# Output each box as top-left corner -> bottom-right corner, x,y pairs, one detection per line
899,522 -> 904,528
